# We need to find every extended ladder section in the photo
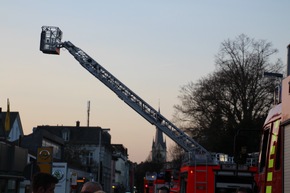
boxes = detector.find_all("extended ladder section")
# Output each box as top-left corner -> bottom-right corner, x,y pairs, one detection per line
40,26 -> 213,163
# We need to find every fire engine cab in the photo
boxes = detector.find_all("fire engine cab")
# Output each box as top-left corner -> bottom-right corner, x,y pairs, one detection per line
256,45 -> 290,193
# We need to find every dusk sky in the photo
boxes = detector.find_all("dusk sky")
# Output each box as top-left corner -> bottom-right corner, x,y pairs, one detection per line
1,1 -> 290,163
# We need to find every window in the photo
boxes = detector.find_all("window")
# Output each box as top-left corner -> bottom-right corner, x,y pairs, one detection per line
179,172 -> 188,193
62,130 -> 70,141
7,179 -> 16,193
259,127 -> 270,173
83,151 -> 93,166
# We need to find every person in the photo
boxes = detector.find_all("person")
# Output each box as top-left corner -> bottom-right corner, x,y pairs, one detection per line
158,186 -> 169,193
80,181 -> 103,193
236,187 -> 252,193
32,172 -> 59,193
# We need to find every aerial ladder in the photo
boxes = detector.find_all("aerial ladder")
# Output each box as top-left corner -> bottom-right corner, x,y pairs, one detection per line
40,26 -> 212,163
40,26 -> 259,193
39,26 -> 212,164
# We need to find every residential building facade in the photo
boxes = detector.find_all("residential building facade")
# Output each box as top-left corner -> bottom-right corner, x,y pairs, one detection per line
0,108 -> 24,142
111,144 -> 130,193
32,123 -> 112,192
0,106 -> 134,193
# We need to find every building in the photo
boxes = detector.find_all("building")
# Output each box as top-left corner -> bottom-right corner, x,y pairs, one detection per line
0,107 -> 24,142
111,144 -> 128,193
0,103 -> 133,193
151,107 -> 167,163
20,127 -> 95,193
20,128 -> 64,162
0,107 -> 28,193
31,123 -> 112,192
111,144 -> 135,193
151,126 -> 167,163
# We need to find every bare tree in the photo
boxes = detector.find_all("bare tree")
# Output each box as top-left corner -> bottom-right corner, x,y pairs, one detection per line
64,144 -> 90,169
167,144 -> 184,169
173,34 -> 283,154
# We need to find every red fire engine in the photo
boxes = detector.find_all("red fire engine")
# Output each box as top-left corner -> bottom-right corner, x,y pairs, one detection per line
40,26 -> 259,193
180,164 -> 258,193
256,45 -> 290,193
144,158 -> 258,193
144,170 -> 179,193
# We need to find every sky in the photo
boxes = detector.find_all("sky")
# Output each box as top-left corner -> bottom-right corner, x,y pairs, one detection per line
1,1 -> 290,163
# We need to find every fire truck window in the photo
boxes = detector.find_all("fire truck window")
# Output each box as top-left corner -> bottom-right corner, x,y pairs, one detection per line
275,129 -> 281,170
259,127 -> 270,173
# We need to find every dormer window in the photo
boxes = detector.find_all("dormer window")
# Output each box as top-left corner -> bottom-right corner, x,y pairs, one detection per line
62,129 -> 70,141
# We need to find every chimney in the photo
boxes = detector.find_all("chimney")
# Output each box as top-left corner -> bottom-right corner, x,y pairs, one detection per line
76,121 -> 80,127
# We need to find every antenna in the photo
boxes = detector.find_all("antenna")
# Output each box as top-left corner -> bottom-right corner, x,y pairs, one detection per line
87,100 -> 90,127
158,99 -> 160,113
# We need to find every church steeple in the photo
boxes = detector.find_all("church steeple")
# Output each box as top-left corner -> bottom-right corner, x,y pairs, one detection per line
151,104 -> 167,163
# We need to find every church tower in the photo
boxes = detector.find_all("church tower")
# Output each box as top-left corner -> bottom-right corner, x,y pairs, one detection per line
151,107 -> 167,163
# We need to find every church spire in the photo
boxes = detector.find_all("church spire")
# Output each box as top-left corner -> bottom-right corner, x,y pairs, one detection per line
151,101 -> 167,162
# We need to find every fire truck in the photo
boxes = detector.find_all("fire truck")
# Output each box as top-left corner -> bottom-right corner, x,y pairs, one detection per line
39,26 -> 258,193
255,46 -> 290,193
143,170 -> 180,193
142,158 -> 258,193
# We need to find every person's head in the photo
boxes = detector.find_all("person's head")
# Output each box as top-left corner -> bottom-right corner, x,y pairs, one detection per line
218,188 -> 227,193
81,182 -> 103,193
236,187 -> 252,193
32,172 -> 59,193
158,186 -> 169,193
94,191 -> 105,193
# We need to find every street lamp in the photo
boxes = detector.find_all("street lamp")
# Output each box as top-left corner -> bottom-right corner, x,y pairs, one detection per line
98,128 -> 110,184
